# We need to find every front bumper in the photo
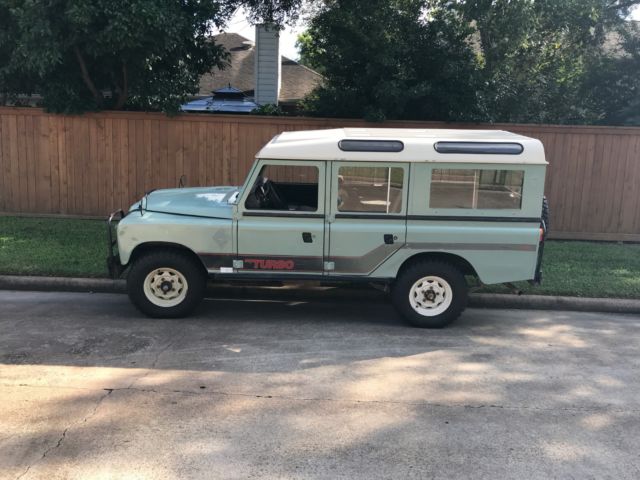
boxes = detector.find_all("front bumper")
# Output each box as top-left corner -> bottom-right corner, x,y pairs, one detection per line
106,209 -> 126,279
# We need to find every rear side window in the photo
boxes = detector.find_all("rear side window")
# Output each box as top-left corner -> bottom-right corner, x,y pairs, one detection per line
430,169 -> 524,209
337,166 -> 404,213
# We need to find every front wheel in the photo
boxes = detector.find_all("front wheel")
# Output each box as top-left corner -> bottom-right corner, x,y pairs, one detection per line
391,261 -> 468,328
127,249 -> 206,318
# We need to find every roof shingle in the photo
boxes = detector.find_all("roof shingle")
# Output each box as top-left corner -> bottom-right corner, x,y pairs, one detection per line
199,32 -> 323,103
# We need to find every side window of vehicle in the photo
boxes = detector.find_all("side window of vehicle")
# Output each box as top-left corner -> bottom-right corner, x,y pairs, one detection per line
430,169 -> 524,209
337,166 -> 404,213
245,164 -> 319,212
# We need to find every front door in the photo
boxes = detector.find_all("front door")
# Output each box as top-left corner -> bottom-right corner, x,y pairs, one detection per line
328,162 -> 408,275
236,160 -> 326,275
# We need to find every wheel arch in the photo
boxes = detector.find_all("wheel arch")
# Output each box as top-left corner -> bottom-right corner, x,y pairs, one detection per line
396,251 -> 479,280
127,242 -> 208,276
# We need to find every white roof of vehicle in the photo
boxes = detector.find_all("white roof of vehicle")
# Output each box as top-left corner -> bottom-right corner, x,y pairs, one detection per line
256,128 -> 547,165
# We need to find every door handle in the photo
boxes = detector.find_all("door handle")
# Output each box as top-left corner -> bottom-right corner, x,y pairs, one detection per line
384,234 -> 394,245
302,232 -> 313,243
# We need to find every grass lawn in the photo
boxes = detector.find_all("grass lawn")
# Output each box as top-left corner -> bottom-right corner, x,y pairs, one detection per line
1,215 -> 639,298
0,216 -> 107,278
476,241 -> 640,298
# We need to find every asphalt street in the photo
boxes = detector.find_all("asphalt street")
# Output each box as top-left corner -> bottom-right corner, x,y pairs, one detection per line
1,290 -> 639,479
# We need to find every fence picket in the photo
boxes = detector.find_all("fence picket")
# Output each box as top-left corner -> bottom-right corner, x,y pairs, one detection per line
0,107 -> 639,240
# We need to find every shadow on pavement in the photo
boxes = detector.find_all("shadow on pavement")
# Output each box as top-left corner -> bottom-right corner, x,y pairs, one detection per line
1,291 -> 640,478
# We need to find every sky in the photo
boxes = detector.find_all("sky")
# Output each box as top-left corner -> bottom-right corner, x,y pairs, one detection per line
221,4 -> 640,62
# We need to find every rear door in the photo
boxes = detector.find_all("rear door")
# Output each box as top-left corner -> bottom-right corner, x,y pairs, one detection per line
327,162 -> 408,276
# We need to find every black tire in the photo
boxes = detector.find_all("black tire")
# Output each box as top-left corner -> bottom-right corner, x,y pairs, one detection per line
127,249 -> 206,318
391,261 -> 468,328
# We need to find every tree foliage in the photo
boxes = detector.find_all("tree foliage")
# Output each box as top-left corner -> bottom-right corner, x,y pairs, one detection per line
299,0 -> 483,122
301,0 -> 640,125
0,1 -> 36,105
455,0 -> 640,124
0,0 -> 304,113
296,31 -> 325,74
582,24 -> 640,125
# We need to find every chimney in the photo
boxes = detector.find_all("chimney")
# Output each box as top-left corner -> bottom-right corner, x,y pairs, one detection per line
254,24 -> 281,105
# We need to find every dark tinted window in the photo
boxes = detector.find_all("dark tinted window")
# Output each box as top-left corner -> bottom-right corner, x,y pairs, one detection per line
338,140 -> 404,152
434,142 -> 523,155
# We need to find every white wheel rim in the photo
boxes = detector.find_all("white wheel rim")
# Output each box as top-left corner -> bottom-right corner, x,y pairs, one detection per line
143,268 -> 189,307
408,275 -> 453,317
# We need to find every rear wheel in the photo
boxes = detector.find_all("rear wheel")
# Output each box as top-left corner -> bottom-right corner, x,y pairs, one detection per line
127,249 -> 206,318
392,261 -> 468,328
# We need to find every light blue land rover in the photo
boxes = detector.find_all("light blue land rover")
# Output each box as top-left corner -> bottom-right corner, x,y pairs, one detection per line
107,128 -> 548,328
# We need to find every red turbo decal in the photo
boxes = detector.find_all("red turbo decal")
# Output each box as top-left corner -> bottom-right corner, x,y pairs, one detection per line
244,259 -> 295,270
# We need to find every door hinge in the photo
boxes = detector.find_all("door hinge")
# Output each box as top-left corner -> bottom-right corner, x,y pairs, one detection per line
324,261 -> 335,271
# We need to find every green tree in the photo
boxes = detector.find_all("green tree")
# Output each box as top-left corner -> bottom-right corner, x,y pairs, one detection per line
0,1 -> 35,105
1,0 -> 304,113
299,0 -> 482,122
578,17 -> 640,125
296,31 -> 325,74
301,0 -> 640,125
449,0 -> 640,124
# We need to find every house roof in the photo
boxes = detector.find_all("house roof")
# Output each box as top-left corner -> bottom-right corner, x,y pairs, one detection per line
256,128 -> 548,165
198,32 -> 324,103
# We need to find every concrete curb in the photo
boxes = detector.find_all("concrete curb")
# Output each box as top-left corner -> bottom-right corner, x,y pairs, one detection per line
1,274 -> 639,315
0,275 -> 127,294
468,293 -> 640,315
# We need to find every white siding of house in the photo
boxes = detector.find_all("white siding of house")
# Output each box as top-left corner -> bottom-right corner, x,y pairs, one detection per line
254,24 -> 281,105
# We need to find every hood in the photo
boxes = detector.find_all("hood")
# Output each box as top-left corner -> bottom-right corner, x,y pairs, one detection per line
140,186 -> 239,218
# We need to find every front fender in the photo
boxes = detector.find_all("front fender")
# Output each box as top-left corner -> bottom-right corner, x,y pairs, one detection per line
116,211 -> 233,266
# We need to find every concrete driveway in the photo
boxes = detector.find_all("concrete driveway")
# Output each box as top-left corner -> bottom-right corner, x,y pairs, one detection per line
1,290 -> 639,479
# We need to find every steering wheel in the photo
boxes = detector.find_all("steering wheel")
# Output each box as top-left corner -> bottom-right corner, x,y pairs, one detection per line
255,177 -> 287,210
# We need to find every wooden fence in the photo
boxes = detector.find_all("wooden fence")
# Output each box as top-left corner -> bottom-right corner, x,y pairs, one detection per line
1,107 -> 639,241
